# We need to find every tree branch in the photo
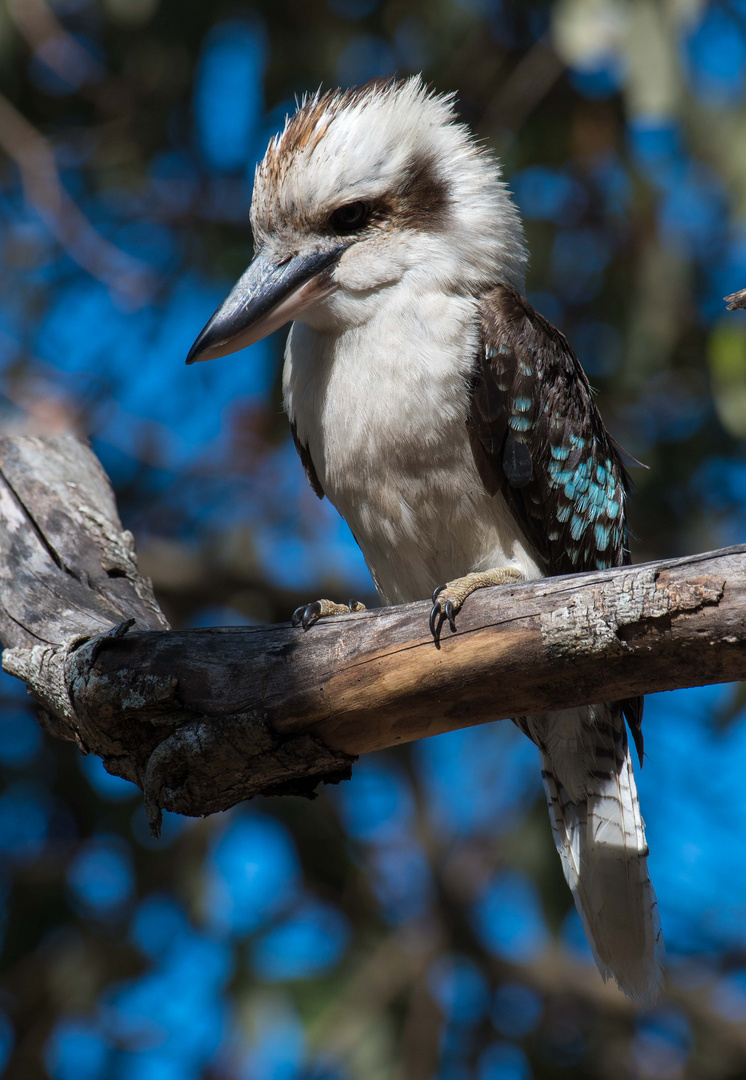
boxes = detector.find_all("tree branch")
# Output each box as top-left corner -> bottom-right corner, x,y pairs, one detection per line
1,433 -> 745,833
0,92 -> 153,306
725,288 -> 746,310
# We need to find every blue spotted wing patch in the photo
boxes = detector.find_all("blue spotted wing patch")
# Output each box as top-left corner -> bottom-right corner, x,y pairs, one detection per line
468,284 -> 633,577
469,284 -> 644,759
468,285 -> 645,761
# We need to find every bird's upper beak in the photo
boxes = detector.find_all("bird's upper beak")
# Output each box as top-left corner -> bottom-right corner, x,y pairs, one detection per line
186,244 -> 349,365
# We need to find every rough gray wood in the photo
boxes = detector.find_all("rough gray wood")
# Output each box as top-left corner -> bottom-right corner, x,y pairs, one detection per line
0,433 -> 168,733
725,288 -> 746,310
1,434 -> 745,833
0,434 -> 358,831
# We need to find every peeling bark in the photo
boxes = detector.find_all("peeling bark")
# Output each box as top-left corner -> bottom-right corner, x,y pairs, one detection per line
1,434 -> 745,831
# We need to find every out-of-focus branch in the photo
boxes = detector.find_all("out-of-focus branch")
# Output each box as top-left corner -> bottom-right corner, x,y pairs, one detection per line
0,93 -> 153,305
725,288 -> 746,310
7,0 -> 107,91
481,36 -> 565,134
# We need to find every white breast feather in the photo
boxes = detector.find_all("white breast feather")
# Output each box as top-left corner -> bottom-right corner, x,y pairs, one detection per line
283,277 -> 543,604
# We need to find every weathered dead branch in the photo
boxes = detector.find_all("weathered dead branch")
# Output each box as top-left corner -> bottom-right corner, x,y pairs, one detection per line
725,288 -> 746,310
1,433 -> 744,832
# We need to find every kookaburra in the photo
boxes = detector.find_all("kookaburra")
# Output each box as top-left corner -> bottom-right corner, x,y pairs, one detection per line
187,77 -> 663,1000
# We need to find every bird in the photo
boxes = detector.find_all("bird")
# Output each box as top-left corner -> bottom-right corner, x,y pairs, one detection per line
186,76 -> 663,1001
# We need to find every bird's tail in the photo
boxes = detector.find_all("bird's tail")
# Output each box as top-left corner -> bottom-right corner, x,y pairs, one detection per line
537,707 -> 663,1002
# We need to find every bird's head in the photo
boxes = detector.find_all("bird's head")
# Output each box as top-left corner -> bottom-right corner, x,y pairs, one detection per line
186,76 -> 527,364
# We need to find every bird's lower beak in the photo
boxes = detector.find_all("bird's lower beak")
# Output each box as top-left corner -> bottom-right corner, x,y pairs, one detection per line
186,245 -> 348,365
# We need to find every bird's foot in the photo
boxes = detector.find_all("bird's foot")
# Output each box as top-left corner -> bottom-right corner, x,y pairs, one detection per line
291,598 -> 366,631
429,567 -> 523,643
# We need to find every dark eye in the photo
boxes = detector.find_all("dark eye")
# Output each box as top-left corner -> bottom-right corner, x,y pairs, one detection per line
329,201 -> 370,233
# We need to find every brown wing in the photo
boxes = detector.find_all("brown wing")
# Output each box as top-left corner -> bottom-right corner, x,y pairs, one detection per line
290,421 -> 324,500
469,283 -> 632,576
468,283 -> 643,749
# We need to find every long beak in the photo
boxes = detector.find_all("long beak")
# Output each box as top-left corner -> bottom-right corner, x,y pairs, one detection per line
186,245 -> 348,365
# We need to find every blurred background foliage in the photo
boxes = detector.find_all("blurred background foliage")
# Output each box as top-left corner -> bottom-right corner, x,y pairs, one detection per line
0,0 -> 745,1076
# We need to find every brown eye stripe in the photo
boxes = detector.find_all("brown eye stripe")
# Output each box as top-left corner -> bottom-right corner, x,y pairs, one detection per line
318,158 -> 450,236
394,154 -> 450,230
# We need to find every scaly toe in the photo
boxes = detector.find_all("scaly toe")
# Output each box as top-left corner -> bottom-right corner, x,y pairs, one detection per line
291,598 -> 366,631
427,567 -> 524,644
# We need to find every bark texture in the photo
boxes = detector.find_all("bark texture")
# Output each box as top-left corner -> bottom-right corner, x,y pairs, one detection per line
1,434 -> 745,831
725,288 -> 746,310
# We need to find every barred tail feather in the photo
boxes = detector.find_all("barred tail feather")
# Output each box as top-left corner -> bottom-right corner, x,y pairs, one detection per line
540,741 -> 663,1002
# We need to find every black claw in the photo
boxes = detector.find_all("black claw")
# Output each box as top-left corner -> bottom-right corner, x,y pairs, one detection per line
348,599 -> 363,612
302,601 -> 322,630
429,603 -> 445,646
432,584 -> 445,604
445,600 -> 458,633
292,602 -> 322,630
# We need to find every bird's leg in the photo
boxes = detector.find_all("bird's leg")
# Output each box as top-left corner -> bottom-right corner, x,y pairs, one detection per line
429,567 -> 523,643
291,598 -> 366,631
